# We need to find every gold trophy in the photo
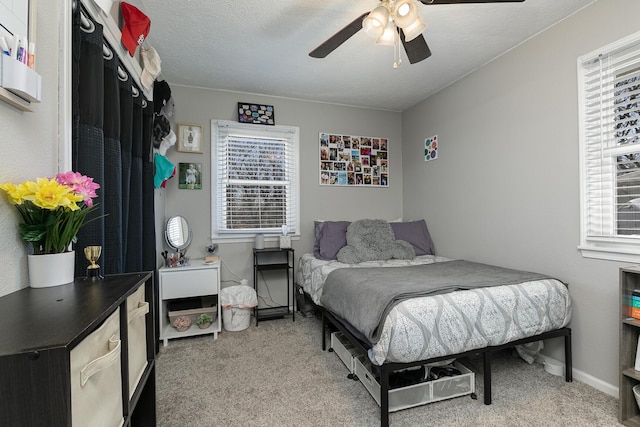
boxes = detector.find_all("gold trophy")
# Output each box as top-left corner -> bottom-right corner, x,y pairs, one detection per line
84,245 -> 103,279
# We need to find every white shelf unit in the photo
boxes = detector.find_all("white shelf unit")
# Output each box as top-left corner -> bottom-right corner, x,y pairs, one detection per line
158,261 -> 221,346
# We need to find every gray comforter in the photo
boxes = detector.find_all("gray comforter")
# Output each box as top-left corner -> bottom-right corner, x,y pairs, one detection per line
320,259 -> 554,344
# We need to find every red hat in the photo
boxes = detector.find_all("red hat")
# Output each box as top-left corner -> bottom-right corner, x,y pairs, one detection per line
121,2 -> 150,56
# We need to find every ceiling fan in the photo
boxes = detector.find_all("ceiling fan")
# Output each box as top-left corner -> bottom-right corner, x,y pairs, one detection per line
309,0 -> 525,67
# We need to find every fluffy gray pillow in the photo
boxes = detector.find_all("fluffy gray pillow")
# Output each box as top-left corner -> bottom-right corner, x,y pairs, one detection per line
336,219 -> 415,264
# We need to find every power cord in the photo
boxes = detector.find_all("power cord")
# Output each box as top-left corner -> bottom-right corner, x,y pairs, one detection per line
256,271 -> 279,308
221,257 -> 282,308
220,258 -> 243,285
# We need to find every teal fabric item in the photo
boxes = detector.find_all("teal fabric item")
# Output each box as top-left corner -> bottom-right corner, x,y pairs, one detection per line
154,153 -> 175,188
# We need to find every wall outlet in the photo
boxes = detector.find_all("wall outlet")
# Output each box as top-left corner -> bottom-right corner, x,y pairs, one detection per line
240,279 -> 248,286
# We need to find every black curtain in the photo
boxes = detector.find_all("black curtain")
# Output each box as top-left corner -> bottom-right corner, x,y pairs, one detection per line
72,5 -> 155,276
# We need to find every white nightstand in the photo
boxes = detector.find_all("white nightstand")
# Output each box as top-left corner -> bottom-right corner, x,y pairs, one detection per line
158,260 -> 221,346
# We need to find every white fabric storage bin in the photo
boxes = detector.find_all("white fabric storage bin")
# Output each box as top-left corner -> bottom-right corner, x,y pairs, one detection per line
331,331 -> 364,375
70,308 -> 123,427
354,358 -> 474,412
127,284 -> 149,397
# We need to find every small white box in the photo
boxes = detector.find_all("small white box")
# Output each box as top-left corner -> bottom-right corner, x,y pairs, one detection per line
279,235 -> 291,249
0,55 -> 41,103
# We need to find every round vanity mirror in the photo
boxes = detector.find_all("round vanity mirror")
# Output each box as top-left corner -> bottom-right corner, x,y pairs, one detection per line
165,215 -> 192,252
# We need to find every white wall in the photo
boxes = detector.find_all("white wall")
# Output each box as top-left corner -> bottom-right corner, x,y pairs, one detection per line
0,1 -> 61,297
161,86 -> 403,302
402,0 -> 640,391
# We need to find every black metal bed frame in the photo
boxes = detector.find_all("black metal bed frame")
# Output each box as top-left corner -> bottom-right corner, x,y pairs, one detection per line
321,308 -> 572,427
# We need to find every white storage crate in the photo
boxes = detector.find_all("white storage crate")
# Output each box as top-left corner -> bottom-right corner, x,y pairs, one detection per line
354,358 -> 475,412
330,331 -> 365,375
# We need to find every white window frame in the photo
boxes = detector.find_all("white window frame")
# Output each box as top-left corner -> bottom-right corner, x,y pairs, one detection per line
211,120 -> 300,243
578,30 -> 640,262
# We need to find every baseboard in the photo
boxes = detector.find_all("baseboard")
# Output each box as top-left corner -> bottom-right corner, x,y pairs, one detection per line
536,354 -> 618,398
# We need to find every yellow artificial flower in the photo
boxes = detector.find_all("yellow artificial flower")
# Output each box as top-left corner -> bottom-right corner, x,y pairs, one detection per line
1,172 -> 100,254
0,182 -> 30,204
24,178 -> 82,211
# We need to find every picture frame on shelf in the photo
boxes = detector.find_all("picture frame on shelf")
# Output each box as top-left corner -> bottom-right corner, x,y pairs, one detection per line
177,123 -> 203,153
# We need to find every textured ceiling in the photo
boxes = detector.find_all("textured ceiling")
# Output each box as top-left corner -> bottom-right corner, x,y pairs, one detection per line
131,0 -> 596,111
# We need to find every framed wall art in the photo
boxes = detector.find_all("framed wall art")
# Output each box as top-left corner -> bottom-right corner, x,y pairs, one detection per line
238,102 -> 275,125
319,132 -> 389,187
178,162 -> 202,190
177,123 -> 203,153
425,135 -> 438,162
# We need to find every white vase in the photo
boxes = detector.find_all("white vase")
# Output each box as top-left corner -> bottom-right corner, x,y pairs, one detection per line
28,251 -> 76,288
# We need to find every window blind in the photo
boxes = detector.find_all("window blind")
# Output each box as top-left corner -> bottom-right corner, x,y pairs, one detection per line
212,120 -> 299,236
580,35 -> 640,242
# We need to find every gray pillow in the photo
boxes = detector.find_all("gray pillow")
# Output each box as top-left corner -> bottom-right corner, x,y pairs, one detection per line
336,219 -> 415,264
313,221 -> 351,260
390,220 -> 435,255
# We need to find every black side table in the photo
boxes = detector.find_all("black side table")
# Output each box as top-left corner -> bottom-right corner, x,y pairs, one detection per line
253,247 -> 295,326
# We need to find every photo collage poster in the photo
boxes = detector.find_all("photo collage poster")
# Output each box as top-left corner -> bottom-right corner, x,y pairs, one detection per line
319,133 -> 389,186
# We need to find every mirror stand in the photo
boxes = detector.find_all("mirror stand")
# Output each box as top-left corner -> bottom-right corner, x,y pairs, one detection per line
164,215 -> 193,267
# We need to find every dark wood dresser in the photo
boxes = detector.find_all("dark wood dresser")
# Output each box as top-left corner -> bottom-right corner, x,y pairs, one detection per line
0,272 -> 155,426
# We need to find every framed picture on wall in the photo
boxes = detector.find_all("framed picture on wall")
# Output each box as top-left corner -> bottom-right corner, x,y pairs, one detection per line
177,123 -> 203,153
237,102 -> 275,125
178,162 -> 202,190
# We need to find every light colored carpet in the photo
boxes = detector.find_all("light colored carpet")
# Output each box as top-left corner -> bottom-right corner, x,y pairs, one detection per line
156,315 -> 619,426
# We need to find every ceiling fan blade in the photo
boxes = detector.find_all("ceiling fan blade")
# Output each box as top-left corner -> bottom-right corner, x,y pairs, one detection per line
400,31 -> 432,64
309,12 -> 369,58
419,0 -> 524,4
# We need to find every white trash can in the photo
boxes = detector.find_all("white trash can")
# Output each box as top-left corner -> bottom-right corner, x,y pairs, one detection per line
220,285 -> 258,332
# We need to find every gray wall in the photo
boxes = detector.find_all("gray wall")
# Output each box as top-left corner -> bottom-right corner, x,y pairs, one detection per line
0,0 -> 626,397
161,86 -> 403,302
402,0 -> 639,391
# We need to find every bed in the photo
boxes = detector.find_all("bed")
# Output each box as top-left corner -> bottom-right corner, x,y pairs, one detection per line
297,219 -> 573,426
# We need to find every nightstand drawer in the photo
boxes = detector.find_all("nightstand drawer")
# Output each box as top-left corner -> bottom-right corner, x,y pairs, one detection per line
161,268 -> 218,299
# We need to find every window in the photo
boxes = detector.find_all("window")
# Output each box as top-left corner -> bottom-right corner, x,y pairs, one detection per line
211,120 -> 299,240
578,31 -> 640,261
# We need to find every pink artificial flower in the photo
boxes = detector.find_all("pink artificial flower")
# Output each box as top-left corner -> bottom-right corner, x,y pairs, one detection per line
55,171 -> 100,207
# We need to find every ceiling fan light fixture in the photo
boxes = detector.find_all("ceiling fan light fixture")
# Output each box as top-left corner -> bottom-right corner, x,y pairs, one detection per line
363,6 -> 389,38
376,18 -> 397,46
392,0 -> 419,28
401,16 -> 427,42
363,20 -> 384,40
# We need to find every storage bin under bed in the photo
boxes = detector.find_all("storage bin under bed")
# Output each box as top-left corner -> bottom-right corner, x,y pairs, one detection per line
330,331 -> 475,412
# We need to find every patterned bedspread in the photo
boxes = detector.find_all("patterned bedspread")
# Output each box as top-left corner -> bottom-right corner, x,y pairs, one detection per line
297,253 -> 572,365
